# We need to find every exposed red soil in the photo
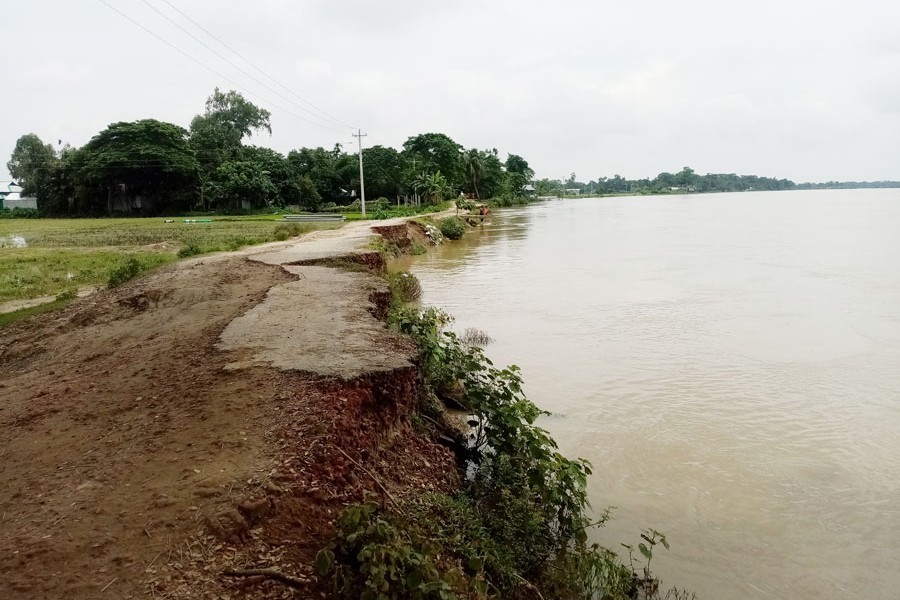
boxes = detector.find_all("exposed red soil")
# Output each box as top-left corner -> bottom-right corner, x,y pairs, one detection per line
0,251 -> 457,599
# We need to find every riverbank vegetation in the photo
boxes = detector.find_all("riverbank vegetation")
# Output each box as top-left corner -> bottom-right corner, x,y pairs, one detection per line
5,89 -> 538,218
314,299 -> 690,599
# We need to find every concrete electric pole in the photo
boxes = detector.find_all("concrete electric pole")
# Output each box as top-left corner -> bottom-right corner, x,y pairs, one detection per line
353,129 -> 367,218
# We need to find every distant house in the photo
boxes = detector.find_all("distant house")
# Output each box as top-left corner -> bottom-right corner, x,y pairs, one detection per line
0,182 -> 37,210
564,188 -> 581,195
0,181 -> 22,201
522,184 -> 536,197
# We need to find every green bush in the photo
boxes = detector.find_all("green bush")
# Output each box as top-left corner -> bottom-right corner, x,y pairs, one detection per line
339,199 -> 362,212
273,222 -> 303,241
387,271 -> 422,303
371,197 -> 392,211
0,207 -> 40,219
457,198 -> 477,212
107,256 -> 145,288
438,216 -> 466,240
177,241 -> 202,258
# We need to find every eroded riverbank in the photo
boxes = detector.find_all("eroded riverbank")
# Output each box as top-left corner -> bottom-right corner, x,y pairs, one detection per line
0,219 -> 457,599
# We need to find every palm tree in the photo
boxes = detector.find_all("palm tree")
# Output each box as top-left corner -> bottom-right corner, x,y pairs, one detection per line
463,149 -> 485,200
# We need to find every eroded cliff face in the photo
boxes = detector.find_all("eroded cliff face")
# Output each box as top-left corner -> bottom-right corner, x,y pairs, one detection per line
0,221 -> 456,599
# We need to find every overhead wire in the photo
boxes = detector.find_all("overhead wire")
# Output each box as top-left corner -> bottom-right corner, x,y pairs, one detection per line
95,0 -> 350,135
158,0 -> 356,130
140,0 -> 353,132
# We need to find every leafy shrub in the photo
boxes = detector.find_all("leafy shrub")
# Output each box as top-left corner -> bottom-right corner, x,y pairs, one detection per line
177,241 -> 202,258
438,216 -> 466,240
107,256 -> 145,288
387,271 -> 422,303
273,222 -> 303,241
369,237 -> 401,258
339,199 -> 362,212
457,198 -> 477,212
371,197 -> 392,211
225,235 -> 260,250
0,207 -> 40,219
316,502 -> 460,600
55,288 -> 77,301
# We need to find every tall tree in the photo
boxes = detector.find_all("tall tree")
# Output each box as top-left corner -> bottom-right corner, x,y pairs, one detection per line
240,146 -> 297,207
504,153 -> 534,197
462,149 -> 485,200
287,144 -> 355,205
78,119 -> 199,214
7,134 -> 58,195
402,133 -> 464,191
360,145 -> 403,200
214,160 -> 277,210
189,89 -> 271,172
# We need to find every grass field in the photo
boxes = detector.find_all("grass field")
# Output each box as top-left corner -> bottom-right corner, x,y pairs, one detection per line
0,216 -> 336,303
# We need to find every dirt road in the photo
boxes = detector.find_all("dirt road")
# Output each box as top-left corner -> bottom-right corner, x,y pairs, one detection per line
0,219 -> 456,599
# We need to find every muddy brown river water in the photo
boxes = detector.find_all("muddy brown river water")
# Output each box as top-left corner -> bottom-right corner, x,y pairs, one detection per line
398,189 -> 900,599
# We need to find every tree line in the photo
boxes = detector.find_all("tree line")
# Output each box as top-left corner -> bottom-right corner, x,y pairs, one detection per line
536,167 -> 899,196
537,167 -> 796,196
6,89 -> 535,216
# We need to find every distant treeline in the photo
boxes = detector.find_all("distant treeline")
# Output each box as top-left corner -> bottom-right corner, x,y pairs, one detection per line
795,180 -> 900,190
537,167 -> 900,196
5,89 -> 534,216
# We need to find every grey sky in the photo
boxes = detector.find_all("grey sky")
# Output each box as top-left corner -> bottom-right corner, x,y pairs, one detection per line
3,0 -> 898,183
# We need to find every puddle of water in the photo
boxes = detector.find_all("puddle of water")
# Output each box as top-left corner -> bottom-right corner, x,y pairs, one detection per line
0,234 -> 28,248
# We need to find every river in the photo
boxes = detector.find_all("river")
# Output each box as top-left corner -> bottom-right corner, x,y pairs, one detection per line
398,189 -> 900,599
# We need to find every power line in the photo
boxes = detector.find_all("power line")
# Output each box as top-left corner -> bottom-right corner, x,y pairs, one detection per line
96,0 -> 349,135
141,0 -> 352,132
158,0 -> 356,130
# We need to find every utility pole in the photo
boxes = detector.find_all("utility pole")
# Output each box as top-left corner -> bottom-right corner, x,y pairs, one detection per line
353,129 -> 367,217
410,157 -> 419,207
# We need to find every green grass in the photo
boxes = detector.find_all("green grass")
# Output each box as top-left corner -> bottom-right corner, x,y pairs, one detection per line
0,248 -> 174,302
0,216 -> 337,304
0,215 -> 322,249
0,297 -> 75,328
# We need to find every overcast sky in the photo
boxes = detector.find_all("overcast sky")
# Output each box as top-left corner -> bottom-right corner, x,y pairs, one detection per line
3,0 -> 899,183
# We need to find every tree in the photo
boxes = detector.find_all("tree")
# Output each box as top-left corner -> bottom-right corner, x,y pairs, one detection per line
462,149 -> 485,200
478,149 -> 505,199
78,119 -> 199,214
402,133 -> 464,191
361,145 -> 403,200
7,134 -> 57,195
240,146 -> 296,207
504,153 -> 534,197
675,166 -> 698,189
189,89 -> 271,169
287,144 -> 355,205
214,160 -> 277,210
